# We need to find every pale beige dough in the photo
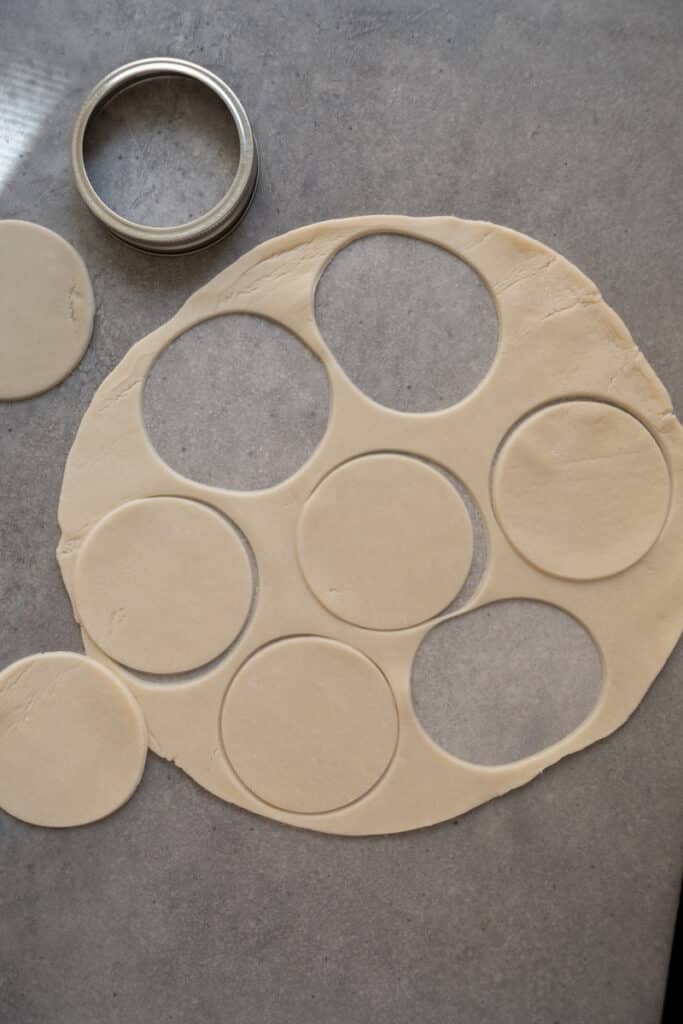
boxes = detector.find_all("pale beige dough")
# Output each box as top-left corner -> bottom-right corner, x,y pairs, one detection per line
0,220 -> 94,400
492,401 -> 670,580
222,637 -> 398,813
0,653 -> 146,827
74,497 -> 253,674
297,453 -> 473,629
45,214 -> 683,835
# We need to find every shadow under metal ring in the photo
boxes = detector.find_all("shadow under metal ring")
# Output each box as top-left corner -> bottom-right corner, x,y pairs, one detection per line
71,57 -> 258,254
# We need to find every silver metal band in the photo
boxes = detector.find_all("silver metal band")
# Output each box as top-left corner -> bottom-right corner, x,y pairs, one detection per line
71,58 -> 258,254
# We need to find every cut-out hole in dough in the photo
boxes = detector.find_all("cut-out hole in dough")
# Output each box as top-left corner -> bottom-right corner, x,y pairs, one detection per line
74,497 -> 254,675
492,400 -> 670,580
411,600 -> 602,765
315,233 -> 498,412
297,453 -> 474,630
143,315 -> 330,491
83,75 -> 240,227
221,636 -> 398,814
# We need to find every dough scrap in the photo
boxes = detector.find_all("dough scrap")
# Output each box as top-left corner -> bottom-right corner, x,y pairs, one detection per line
0,220 -> 94,400
0,653 -> 146,827
43,215 -> 683,835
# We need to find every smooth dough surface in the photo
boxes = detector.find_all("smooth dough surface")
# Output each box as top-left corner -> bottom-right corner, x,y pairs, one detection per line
222,637 -> 398,813
0,653 -> 147,827
297,453 -> 473,629
74,497 -> 253,674
0,220 -> 94,400
50,215 -> 683,836
492,401 -> 670,580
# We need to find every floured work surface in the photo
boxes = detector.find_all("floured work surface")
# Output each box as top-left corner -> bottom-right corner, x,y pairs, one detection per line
50,215 -> 683,835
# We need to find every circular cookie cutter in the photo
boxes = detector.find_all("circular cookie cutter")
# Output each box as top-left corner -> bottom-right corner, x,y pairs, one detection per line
71,57 -> 258,254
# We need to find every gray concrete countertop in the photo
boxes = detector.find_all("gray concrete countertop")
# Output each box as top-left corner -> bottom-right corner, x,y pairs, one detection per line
1,2 -> 682,1022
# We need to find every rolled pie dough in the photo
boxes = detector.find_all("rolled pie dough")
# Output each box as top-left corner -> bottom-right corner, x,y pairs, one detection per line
4,214 -> 683,835
0,220 -> 94,400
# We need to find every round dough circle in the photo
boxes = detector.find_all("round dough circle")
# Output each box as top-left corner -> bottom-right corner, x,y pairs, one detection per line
297,453 -> 474,630
0,220 -> 94,400
74,497 -> 253,674
0,652 -> 147,827
493,401 -> 670,580
221,636 -> 399,814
